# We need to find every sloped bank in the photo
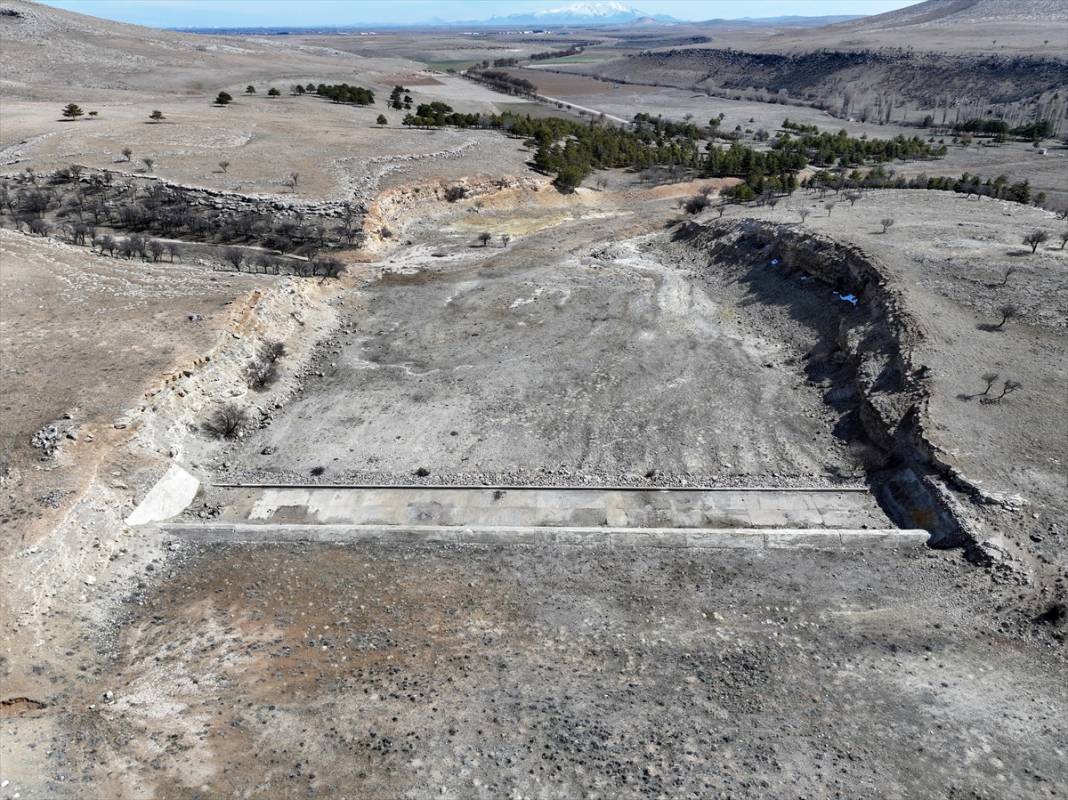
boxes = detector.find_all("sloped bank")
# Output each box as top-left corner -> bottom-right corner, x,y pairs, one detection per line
676,219 -> 983,551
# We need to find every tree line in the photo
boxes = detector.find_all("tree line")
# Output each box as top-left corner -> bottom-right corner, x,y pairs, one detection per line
314,83 -> 375,106
804,166 -> 1053,211
0,169 -> 362,275
952,118 -> 1055,140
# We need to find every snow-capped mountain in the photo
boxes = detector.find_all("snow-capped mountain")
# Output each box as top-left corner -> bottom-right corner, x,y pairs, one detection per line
486,3 -> 676,26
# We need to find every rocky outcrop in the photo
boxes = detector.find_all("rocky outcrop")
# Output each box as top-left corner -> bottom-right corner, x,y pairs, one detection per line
677,219 -> 989,549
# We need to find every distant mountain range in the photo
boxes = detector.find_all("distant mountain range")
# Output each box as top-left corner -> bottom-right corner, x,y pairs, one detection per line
485,2 -> 677,27
174,1 -> 868,33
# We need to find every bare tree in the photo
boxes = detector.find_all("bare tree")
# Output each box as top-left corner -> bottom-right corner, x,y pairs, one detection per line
478,231 -> 492,247
979,372 -> 999,395
995,266 -> 1016,287
685,194 -> 709,214
201,404 -> 248,439
1023,229 -> 1049,253
981,378 -> 1022,405
142,157 -> 154,173
222,246 -> 244,271
798,208 -> 810,224
993,303 -> 1018,330
881,217 -> 895,233
148,239 -> 165,262
218,161 -> 230,174
501,234 -> 511,248
287,172 -> 299,192
997,379 -> 1022,400
253,253 -> 278,274
1060,230 -> 1068,250
121,147 -> 133,162
165,241 -> 180,262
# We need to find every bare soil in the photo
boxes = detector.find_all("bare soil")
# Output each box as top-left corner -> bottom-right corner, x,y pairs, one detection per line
2,3 -> 1067,799
36,540 -> 1068,799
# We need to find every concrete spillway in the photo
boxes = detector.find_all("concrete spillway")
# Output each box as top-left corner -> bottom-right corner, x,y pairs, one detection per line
157,484 -> 928,549
210,484 -> 894,529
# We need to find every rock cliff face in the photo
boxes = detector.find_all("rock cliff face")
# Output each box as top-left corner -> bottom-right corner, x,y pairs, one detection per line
676,219 -> 989,549
596,48 -> 1065,107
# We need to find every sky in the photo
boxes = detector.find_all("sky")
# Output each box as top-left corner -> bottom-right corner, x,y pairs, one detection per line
38,0 -> 920,28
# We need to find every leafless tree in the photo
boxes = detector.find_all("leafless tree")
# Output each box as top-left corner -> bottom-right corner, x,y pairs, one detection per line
201,404 -> 248,439
287,172 -> 299,192
501,234 -> 511,247
1023,229 -> 1049,253
979,372 -> 999,395
148,239 -> 165,262
993,303 -> 1018,329
998,379 -> 1022,400
165,241 -> 180,262
981,378 -> 1023,405
1059,230 -> 1068,250
222,246 -> 244,271
995,266 -> 1016,287
121,147 -> 132,162
685,194 -> 709,214
798,208 -> 810,224
142,157 -> 154,173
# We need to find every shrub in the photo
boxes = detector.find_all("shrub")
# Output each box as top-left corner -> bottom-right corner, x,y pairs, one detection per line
201,404 -> 248,439
245,85 -> 256,94
247,341 -> 286,390
214,91 -> 233,106
881,217 -> 895,233
61,103 -> 83,120
267,87 -> 280,97
376,114 -> 388,125
149,110 -> 165,123
684,194 -> 709,214
444,185 -> 467,203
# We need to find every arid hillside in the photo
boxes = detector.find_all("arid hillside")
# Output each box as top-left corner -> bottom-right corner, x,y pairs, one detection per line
588,47 -> 1064,111
0,0 -> 405,98
545,0 -> 1067,130
700,0 -> 1068,54
1,2 -> 1066,798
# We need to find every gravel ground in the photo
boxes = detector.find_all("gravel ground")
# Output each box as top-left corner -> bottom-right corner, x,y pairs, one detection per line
26,540 -> 1067,800
224,195 -> 863,488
